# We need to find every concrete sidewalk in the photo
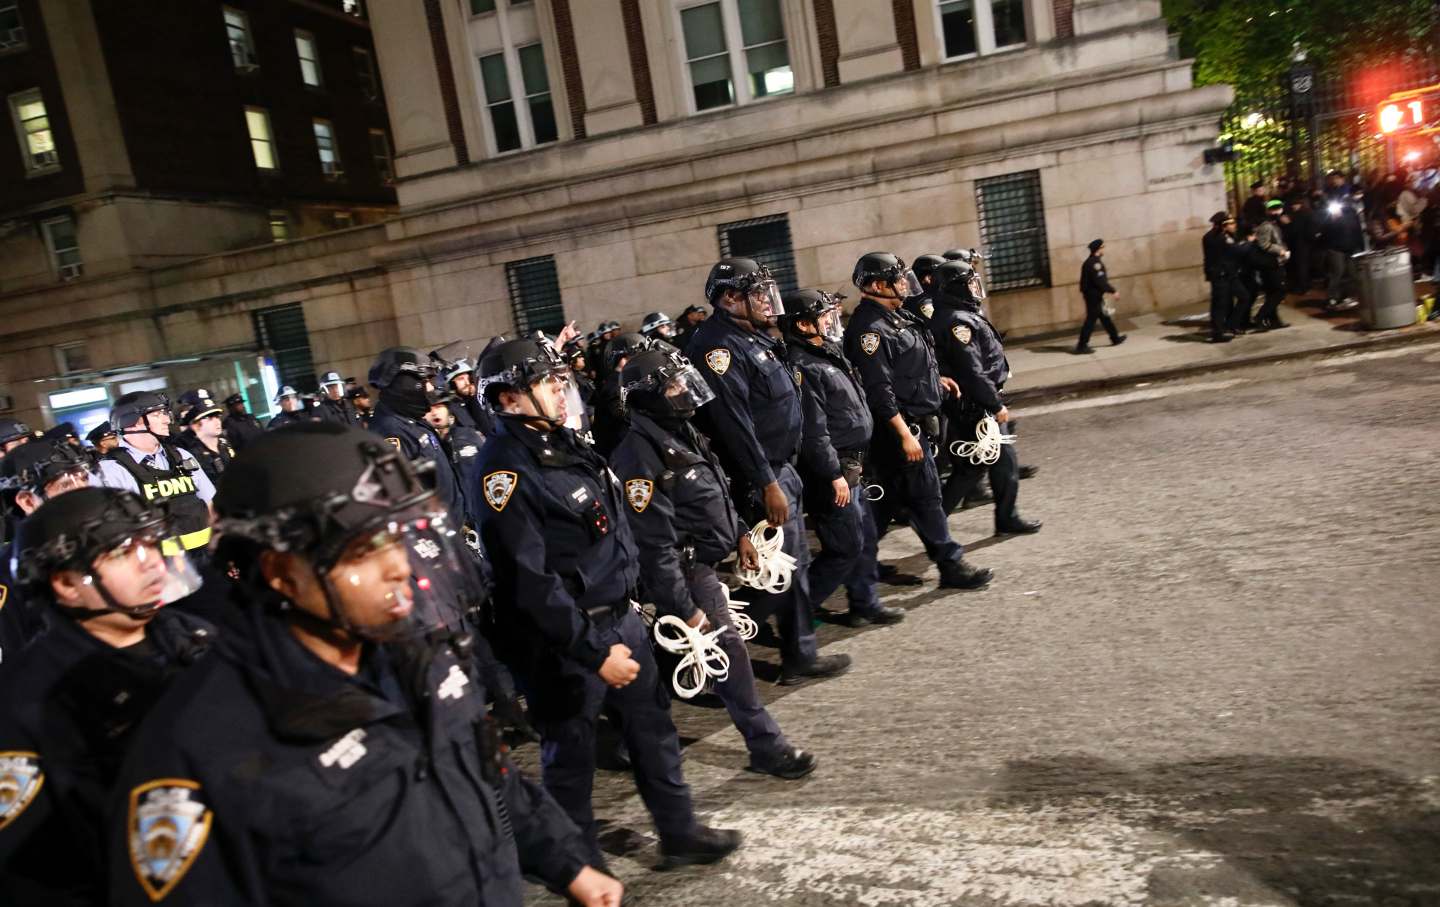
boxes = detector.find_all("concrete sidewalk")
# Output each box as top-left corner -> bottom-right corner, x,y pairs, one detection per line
1002,288 -> 1440,402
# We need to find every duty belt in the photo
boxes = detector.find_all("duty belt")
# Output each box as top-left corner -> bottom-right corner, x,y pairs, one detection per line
583,599 -> 631,624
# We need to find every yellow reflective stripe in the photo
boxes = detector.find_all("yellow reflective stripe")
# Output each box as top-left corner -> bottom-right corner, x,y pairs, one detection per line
160,527 -> 213,556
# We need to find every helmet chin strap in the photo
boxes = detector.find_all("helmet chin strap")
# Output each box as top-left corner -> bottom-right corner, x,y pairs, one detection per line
55,573 -> 161,623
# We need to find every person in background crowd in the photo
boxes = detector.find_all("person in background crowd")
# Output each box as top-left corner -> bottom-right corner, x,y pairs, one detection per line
346,385 -> 374,427
1321,191 -> 1364,312
0,487 -> 213,905
441,358 -> 497,438
0,419 -> 33,460
317,371 -> 363,427
1253,200 -> 1290,330
175,391 -> 235,485
84,421 -> 118,455
590,332 -> 651,457
40,423 -> 80,448
266,387 -> 312,430
367,348 -> 466,528
1074,239 -> 1126,353
674,304 -> 708,350
1241,180 -> 1268,232
221,393 -> 265,451
640,311 -> 678,342
1282,195 -> 1317,295
1203,212 -> 1246,339
562,341 -> 595,405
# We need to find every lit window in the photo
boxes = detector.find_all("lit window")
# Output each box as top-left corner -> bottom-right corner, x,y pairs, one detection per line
0,2 -> 27,52
295,30 -> 323,88
369,128 -> 394,183
314,119 -> 343,178
245,106 -> 277,170
937,0 -> 1027,60
223,7 -> 258,70
342,0 -> 364,18
269,210 -> 290,243
42,216 -> 83,281
9,89 -> 58,173
678,0 -> 792,113
353,47 -> 379,100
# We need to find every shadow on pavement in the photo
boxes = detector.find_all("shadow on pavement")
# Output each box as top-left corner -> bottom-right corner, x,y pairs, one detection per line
994,754 -> 1440,905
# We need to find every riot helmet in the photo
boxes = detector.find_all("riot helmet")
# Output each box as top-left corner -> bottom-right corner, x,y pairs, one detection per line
705,257 -> 784,328
852,252 -> 922,300
912,254 -> 947,288
780,289 -> 845,343
931,260 -> 986,306
640,311 -> 676,340
620,348 -> 715,422
477,337 -> 575,427
110,392 -> 173,441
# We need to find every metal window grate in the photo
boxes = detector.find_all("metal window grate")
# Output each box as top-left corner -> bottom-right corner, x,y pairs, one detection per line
253,304 -> 317,392
505,255 -> 566,335
717,214 -> 798,293
975,171 -> 1050,291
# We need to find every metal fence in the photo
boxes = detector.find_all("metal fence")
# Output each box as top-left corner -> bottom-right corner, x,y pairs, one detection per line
975,170 -> 1051,292
505,254 -> 567,336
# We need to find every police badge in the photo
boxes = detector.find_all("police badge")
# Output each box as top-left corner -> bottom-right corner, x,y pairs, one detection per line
0,750 -> 43,831
625,478 -> 654,513
859,332 -> 880,355
792,367 -> 802,386
920,302 -> 934,319
704,349 -> 731,375
127,779 -> 212,901
483,471 -> 518,512
952,325 -> 972,344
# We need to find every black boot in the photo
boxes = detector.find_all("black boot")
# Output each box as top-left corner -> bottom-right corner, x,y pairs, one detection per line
658,825 -> 742,870
845,604 -> 906,627
995,518 -> 1042,535
938,558 -> 992,589
1017,464 -> 1039,480
877,563 -> 922,586
747,747 -> 818,780
779,653 -> 852,685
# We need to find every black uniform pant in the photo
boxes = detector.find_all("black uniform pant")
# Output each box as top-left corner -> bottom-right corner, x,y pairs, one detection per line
1326,249 -> 1358,302
520,608 -> 696,863
1257,265 -> 1286,323
806,477 -> 882,615
686,563 -> 789,762
1208,276 -> 1241,335
941,429 -> 1021,526
869,423 -> 963,565
736,463 -> 818,669
1077,294 -> 1121,347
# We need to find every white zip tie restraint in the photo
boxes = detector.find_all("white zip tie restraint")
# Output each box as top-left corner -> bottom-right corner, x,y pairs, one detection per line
727,597 -> 758,641
652,615 -> 730,699
734,521 -> 797,594
949,415 -> 1015,466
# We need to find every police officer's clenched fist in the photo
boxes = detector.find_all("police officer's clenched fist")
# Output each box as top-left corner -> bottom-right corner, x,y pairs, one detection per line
599,643 -> 641,688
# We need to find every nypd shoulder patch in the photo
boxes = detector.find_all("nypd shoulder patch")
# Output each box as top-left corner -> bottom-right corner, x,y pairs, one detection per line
859,332 -> 881,356
704,349 -> 731,376
0,750 -> 43,831
385,437 -> 402,451
952,325 -> 972,344
625,478 -> 654,513
127,778 -> 212,902
920,302 -> 934,320
0,584 -> 7,612
792,367 -> 802,386
483,471 -> 518,512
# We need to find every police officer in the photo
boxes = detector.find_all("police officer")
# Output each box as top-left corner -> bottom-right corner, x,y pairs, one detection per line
929,261 -> 1042,534
1203,211 -> 1251,339
175,390 -> 235,485
908,253 -> 947,324
590,332 -> 651,457
784,290 -> 905,626
473,338 -> 740,870
266,386 -> 312,430
610,348 -> 818,778
41,422 -> 80,448
562,341 -> 596,406
85,421 -> 118,454
0,487 -> 212,905
347,385 -> 374,427
221,393 -> 265,451
103,424 -> 620,906
0,418 -> 33,460
0,438 -> 97,662
367,348 -> 466,528
425,397 -> 488,528
586,319 -> 622,375
316,371 -> 363,426
845,252 -> 992,590
687,258 -> 853,683
674,303 -> 708,350
93,392 -> 215,555
640,311 -> 677,342
1075,238 -> 1127,353
441,357 -> 498,437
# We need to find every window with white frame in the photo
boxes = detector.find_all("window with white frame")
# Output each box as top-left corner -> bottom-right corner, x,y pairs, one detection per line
678,0 -> 793,113
313,119 -> 343,178
245,106 -> 277,170
9,89 -> 58,173
369,129 -> 393,183
295,30 -> 323,88
478,42 -> 556,154
936,0 -> 1027,61
353,47 -> 379,100
54,341 -> 90,374
223,7 -> 258,70
0,2 -> 26,52
42,216 -> 83,281
469,0 -> 496,12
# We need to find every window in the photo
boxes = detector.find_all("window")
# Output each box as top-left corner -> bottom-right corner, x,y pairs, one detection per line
269,210 -> 290,243
9,89 -> 58,173
313,119 -> 343,178
41,216 -> 83,281
517,44 -> 557,146
295,30 -> 323,88
369,128 -> 394,183
717,214 -> 798,293
223,7 -> 257,70
54,342 -> 90,374
479,53 -> 520,153
505,255 -> 566,335
332,211 -> 354,229
469,0 -> 496,12
937,0 -> 1027,60
478,44 -> 559,153
245,106 -> 277,170
342,0 -> 364,18
353,47 -> 379,100
0,2 -> 26,52
253,304 -> 318,394
678,0 -> 792,113
974,171 -> 1050,290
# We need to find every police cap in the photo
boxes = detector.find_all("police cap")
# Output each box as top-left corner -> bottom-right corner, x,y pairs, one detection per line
85,421 -> 116,446
0,418 -> 31,445
41,422 -> 78,443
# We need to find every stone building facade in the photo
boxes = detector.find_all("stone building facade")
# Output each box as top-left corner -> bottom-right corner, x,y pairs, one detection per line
0,0 -> 1230,432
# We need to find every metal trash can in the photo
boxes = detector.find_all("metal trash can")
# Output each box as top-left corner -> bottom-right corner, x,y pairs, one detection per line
1353,248 -> 1414,330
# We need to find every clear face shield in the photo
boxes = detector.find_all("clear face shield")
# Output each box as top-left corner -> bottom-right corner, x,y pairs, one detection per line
967,269 -> 988,303
320,498 -> 469,643
663,363 -> 717,412
88,528 -> 205,618
743,279 -> 784,326
816,305 -> 844,343
894,269 -> 924,299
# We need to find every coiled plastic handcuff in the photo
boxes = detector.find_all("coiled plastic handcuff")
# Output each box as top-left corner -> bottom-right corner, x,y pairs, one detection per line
949,415 -> 1015,466
734,521 -> 797,594
652,614 -> 730,699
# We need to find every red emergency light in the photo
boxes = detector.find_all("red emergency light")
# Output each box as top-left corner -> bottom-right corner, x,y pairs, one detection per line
1377,84 -> 1440,136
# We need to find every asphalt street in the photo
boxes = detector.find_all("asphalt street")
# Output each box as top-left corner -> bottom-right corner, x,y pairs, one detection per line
527,340 -> 1440,906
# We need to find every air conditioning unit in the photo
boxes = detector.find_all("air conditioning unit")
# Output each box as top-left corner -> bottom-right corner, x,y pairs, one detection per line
59,263 -> 83,281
